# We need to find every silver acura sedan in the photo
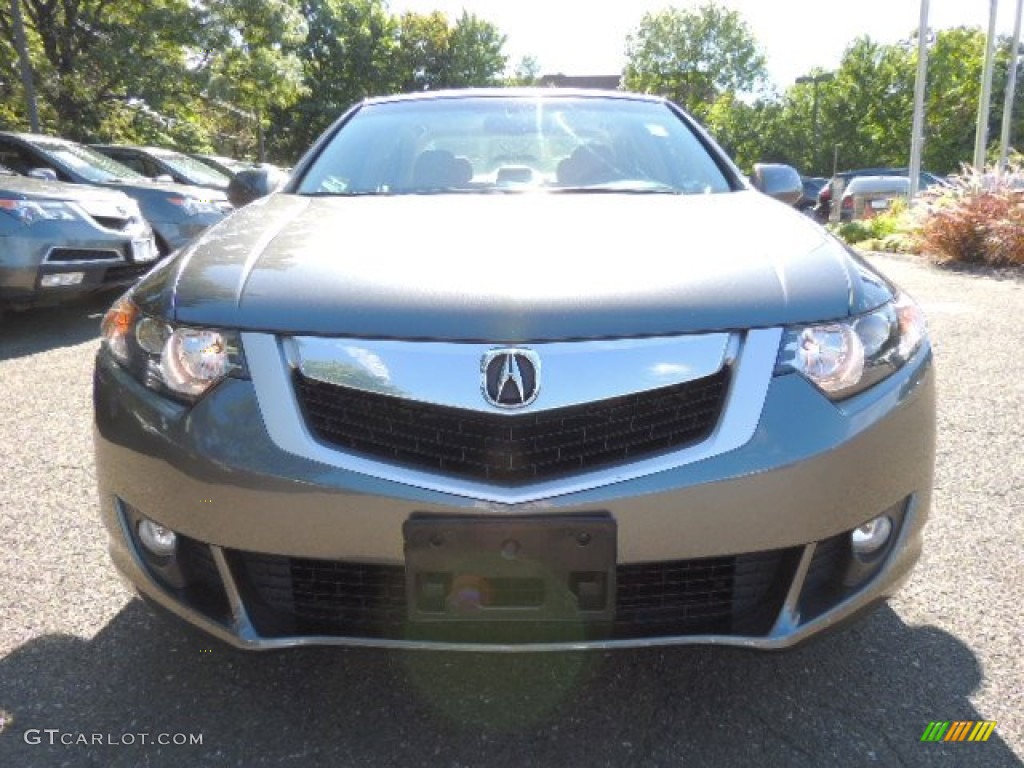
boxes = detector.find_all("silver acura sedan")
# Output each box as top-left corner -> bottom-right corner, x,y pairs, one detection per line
93,90 -> 935,651
0,165 -> 157,310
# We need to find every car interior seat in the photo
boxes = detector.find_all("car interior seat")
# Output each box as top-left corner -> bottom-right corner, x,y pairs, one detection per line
412,149 -> 473,189
556,144 -> 620,186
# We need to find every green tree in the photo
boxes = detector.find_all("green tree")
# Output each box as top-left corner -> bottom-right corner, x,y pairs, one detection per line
197,0 -> 308,159
446,11 -> 507,87
269,0 -> 398,161
0,0 -> 204,141
705,94 -> 795,172
922,27 -> 1008,173
508,55 -> 541,86
623,2 -> 768,119
804,28 -> 1020,176
395,10 -> 506,93
820,38 -> 914,170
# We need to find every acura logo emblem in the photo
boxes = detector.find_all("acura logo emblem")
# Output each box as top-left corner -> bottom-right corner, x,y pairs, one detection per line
481,349 -> 540,408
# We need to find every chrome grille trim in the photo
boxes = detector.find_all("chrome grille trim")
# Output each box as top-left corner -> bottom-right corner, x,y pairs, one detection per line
243,328 -> 781,504
287,333 -> 732,413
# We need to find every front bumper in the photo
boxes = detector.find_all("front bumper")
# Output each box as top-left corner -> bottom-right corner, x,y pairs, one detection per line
93,339 -> 935,651
0,227 -> 158,306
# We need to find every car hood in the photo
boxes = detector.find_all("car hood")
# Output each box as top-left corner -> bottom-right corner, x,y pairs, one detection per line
0,174 -> 133,205
155,191 -> 891,340
103,178 -> 228,201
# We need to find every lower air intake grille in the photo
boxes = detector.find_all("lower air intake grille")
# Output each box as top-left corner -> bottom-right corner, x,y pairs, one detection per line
294,367 -> 730,485
230,547 -> 795,642
47,247 -> 121,262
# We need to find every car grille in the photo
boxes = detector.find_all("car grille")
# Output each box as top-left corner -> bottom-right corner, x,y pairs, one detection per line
227,547 -> 795,642
47,247 -> 122,262
614,548 -> 792,637
293,367 -> 730,485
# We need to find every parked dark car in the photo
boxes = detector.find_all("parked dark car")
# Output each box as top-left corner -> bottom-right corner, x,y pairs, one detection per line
95,89 -> 933,652
0,164 -> 158,310
814,167 -> 945,222
0,133 -> 231,254
798,176 -> 828,213
91,145 -> 232,191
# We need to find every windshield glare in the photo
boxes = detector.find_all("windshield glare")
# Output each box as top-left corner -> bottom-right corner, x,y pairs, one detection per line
296,97 -> 734,196
155,151 -> 231,186
35,140 -> 145,183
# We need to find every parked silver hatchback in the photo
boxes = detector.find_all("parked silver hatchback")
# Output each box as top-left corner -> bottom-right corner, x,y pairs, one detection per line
94,90 -> 935,651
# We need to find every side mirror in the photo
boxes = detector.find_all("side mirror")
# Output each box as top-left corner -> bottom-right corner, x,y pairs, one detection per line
153,174 -> 175,183
27,167 -> 58,181
227,166 -> 289,208
750,163 -> 803,206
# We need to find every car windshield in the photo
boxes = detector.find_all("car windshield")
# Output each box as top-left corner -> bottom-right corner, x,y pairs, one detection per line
296,95 -> 734,196
202,155 -> 250,174
154,151 -> 231,186
31,139 -> 145,183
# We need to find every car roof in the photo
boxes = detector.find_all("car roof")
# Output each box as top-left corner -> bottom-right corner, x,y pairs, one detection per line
843,175 -> 911,192
0,131 -> 74,146
92,144 -> 179,156
837,167 -> 908,178
361,88 -> 665,107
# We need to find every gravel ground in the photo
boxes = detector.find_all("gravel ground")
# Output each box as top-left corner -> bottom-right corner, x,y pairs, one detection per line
0,254 -> 1021,767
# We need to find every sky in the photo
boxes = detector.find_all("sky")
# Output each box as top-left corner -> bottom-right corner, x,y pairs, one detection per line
386,0 -> 1024,90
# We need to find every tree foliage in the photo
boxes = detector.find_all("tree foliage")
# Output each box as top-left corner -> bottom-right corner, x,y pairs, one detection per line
197,0 -> 309,127
2,1 -> 1021,174
269,0 -> 398,159
394,10 -> 506,93
623,2 -> 768,119
0,0 -> 509,162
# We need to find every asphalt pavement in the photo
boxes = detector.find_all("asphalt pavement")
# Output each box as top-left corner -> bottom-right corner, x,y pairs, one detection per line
0,253 -> 1021,767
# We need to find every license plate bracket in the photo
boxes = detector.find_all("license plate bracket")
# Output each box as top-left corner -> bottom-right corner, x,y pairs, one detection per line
404,514 -> 616,623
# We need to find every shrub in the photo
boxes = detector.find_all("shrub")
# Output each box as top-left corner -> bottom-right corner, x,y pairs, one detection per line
833,220 -> 873,244
830,201 -> 917,252
915,163 -> 1024,266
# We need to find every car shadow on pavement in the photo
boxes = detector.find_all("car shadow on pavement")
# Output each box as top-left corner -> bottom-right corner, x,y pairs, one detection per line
0,292 -> 115,362
0,601 -> 1016,767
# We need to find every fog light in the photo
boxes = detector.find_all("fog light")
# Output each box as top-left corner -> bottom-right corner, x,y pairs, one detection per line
41,272 -> 84,287
138,519 -> 177,557
851,516 -> 892,556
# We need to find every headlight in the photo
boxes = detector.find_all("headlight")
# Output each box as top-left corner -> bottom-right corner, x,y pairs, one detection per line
168,196 -> 223,217
0,199 -> 81,225
775,292 -> 927,400
100,296 -> 247,401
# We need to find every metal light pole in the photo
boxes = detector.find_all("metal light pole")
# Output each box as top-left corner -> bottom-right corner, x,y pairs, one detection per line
999,0 -> 1024,167
795,72 -> 834,173
909,0 -> 930,199
975,0 -> 1000,170
9,0 -> 40,132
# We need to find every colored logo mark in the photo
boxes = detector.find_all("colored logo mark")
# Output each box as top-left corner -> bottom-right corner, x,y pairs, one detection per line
920,721 -> 997,742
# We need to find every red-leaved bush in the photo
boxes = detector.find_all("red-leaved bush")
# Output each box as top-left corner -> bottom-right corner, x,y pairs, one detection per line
916,163 -> 1024,266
